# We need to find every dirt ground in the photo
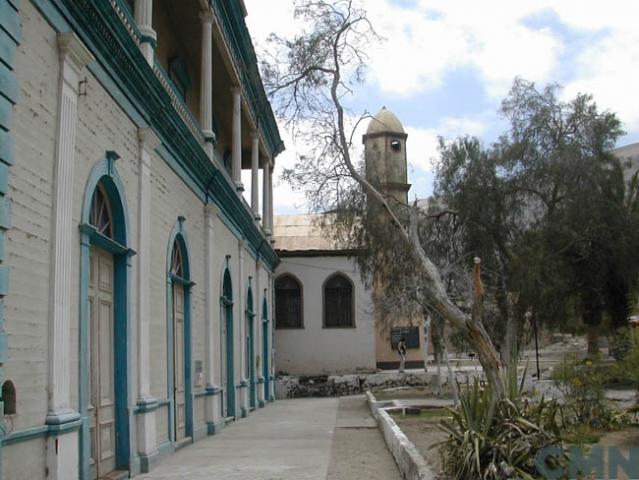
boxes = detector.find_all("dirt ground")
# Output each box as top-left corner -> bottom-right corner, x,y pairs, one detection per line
595,428 -> 639,480
393,414 -> 447,479
326,396 -> 401,480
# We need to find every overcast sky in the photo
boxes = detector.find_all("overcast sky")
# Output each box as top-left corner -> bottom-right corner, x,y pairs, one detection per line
242,0 -> 639,214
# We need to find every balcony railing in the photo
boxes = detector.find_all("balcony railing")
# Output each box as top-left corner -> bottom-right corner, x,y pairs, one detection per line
152,58 -> 205,146
110,0 -> 141,45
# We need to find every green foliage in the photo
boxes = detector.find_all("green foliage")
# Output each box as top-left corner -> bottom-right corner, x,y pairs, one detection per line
613,328 -> 639,388
439,367 -> 563,479
552,355 -> 611,430
609,327 -> 633,361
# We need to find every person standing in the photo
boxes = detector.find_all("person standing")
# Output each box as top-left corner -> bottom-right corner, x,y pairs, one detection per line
397,337 -> 407,373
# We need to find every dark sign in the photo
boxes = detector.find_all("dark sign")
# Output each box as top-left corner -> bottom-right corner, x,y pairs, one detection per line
391,327 -> 420,349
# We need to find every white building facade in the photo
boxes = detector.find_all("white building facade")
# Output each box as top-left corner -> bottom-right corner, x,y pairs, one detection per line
0,1 -> 281,479
273,215 -> 377,375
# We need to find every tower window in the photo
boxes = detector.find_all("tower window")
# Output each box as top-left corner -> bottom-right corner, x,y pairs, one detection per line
391,140 -> 402,152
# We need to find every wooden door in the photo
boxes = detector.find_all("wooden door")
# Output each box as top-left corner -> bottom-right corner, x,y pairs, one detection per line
173,283 -> 186,442
88,247 -> 117,479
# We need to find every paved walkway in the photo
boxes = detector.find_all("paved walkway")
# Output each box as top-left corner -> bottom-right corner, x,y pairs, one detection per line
137,396 -> 400,480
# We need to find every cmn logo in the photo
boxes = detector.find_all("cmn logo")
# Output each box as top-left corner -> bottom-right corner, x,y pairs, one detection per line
535,445 -> 639,479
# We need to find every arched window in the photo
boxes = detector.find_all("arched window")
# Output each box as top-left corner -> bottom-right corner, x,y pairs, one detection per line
275,274 -> 302,329
2,380 -> 16,415
171,241 -> 184,278
324,273 -> 354,328
89,183 -> 113,238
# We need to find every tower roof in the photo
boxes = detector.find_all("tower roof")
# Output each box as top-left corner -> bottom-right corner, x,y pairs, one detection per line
366,107 -> 405,135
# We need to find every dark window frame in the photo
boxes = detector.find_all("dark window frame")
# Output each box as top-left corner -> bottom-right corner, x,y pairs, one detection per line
275,273 -> 304,329
323,273 -> 355,329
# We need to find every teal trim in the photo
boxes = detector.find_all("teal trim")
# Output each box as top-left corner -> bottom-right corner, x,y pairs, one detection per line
206,420 -> 224,436
258,400 -> 265,408
1,418 -> 82,446
139,449 -> 159,474
246,283 -> 256,409
0,129 -> 16,166
0,0 -> 20,464
166,218 -> 194,445
240,407 -> 247,418
205,385 -> 222,396
221,266 -> 235,418
134,398 -> 160,414
256,377 -> 265,384
262,296 -> 271,401
0,0 -> 22,43
78,154 -> 132,480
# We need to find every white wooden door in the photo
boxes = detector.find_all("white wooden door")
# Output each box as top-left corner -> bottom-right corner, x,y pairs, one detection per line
173,284 -> 186,442
88,247 -> 117,479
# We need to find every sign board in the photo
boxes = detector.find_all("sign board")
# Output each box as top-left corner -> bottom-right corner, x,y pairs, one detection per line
390,327 -> 420,349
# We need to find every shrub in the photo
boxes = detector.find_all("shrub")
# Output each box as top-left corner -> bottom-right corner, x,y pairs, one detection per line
439,366 -> 563,480
552,354 -> 611,430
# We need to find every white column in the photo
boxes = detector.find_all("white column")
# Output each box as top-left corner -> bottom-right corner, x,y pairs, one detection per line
232,88 -> 244,192
134,0 -> 156,65
199,11 -> 215,159
255,262 -> 265,406
135,128 -> 160,465
262,162 -> 271,235
46,32 -> 93,480
251,132 -> 260,219
268,165 -> 274,237
204,203 -> 222,427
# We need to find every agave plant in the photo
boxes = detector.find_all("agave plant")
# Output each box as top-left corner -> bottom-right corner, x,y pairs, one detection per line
438,363 -> 563,479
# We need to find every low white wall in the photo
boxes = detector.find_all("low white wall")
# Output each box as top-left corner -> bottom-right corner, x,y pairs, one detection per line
274,256 -> 376,375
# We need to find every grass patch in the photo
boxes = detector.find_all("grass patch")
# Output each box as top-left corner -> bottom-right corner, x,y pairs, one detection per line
563,424 -> 603,445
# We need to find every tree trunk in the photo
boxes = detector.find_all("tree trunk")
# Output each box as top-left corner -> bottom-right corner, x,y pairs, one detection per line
587,324 -> 599,356
422,313 -> 431,372
443,344 -> 459,406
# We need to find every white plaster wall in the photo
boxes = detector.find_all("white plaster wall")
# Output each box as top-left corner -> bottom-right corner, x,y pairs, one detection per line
274,256 -> 376,375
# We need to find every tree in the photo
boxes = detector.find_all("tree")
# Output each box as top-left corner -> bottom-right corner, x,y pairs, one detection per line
435,79 -> 638,356
264,0 -> 506,396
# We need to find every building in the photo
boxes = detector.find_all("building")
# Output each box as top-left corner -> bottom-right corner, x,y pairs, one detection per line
272,214 -> 376,375
0,0 -> 282,479
273,108 -> 426,375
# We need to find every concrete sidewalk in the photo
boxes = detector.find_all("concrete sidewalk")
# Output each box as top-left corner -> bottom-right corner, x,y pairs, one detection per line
137,397 -> 399,480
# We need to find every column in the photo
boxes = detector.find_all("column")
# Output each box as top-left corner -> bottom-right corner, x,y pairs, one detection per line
46,32 -> 93,480
268,165 -> 274,238
255,262 -> 265,407
251,132 -> 260,219
204,203 -> 223,431
199,11 -> 215,159
262,162 -> 271,235
238,240 -> 248,416
134,0 -> 156,65
232,88 -> 244,192
136,128 -> 160,470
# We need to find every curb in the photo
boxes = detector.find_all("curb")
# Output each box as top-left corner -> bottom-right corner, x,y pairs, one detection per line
365,391 -> 436,480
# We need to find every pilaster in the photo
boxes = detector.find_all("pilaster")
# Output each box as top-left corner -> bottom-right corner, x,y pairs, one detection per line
238,239 -> 248,415
135,128 -> 160,467
46,31 -> 93,480
204,203 -> 222,428
262,162 -> 271,235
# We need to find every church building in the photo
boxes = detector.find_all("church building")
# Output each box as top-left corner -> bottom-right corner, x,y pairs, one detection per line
273,108 -> 427,375
0,0 -> 282,479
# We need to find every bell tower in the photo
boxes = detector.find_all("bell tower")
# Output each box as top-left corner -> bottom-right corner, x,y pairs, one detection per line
363,107 -> 410,204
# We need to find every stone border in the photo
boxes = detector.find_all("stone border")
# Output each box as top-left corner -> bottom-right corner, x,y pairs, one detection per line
366,391 -> 436,480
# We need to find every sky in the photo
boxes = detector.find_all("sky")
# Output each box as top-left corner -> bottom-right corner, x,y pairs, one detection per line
242,0 -> 639,215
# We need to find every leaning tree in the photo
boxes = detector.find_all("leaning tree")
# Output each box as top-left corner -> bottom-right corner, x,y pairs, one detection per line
262,0 -> 506,396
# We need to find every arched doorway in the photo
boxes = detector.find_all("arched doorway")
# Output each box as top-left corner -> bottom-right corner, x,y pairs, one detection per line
246,284 -> 256,409
166,219 -> 193,447
79,154 -> 132,480
222,268 -> 235,418
262,295 -> 270,402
